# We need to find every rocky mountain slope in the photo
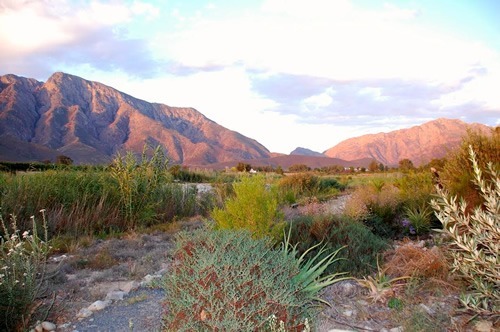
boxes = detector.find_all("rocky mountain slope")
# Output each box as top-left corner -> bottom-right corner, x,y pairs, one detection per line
0,72 -> 271,165
290,147 -> 325,157
324,118 -> 493,166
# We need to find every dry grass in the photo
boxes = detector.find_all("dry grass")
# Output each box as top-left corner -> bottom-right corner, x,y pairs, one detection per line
384,239 -> 449,280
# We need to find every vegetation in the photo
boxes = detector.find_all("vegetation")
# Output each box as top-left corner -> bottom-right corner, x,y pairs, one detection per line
287,215 -> 388,277
163,228 -> 345,330
431,147 -> 499,314
0,211 -> 52,331
441,128 -> 500,208
212,175 -> 285,242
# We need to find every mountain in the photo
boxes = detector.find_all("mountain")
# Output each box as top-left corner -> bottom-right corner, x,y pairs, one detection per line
0,72 -> 271,165
289,147 -> 325,157
324,118 -> 493,166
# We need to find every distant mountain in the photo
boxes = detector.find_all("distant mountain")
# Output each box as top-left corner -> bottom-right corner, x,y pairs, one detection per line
324,118 -> 493,166
290,147 -> 325,157
0,72 -> 271,165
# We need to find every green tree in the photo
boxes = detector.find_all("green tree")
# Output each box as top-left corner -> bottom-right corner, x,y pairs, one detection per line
368,160 -> 379,172
288,164 -> 311,172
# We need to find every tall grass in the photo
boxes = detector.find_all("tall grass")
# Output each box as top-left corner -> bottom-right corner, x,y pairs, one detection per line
0,147 -> 212,237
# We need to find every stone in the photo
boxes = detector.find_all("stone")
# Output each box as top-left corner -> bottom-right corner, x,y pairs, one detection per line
419,303 -> 435,315
76,308 -> 93,319
106,290 -> 127,301
41,321 -> 56,331
120,280 -> 139,293
34,325 -> 43,332
87,300 -> 111,312
342,309 -> 354,317
474,320 -> 493,332
389,327 -> 403,332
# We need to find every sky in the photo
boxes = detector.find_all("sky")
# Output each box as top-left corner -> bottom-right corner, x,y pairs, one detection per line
1,0 -> 499,154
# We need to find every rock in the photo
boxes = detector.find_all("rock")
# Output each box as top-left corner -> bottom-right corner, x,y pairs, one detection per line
121,280 -> 139,293
474,320 -> 493,332
88,300 -> 111,312
106,290 -> 127,301
76,308 -> 93,319
41,321 -> 56,331
342,309 -> 354,317
389,327 -> 403,332
419,303 -> 434,315
141,274 -> 161,286
34,324 -> 43,332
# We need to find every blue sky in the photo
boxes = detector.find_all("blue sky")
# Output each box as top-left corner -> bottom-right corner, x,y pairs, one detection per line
1,0 -> 499,153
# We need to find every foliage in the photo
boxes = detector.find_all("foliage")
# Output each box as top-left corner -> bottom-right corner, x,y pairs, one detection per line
398,159 -> 415,172
396,171 -> 435,208
56,155 -> 73,165
212,175 -> 284,242
287,215 -> 388,277
288,164 -> 311,172
403,204 -> 433,235
236,162 -> 252,172
0,211 -> 52,331
168,165 -> 210,183
441,128 -> 500,208
109,145 -> 172,228
344,183 -> 402,238
163,228 -> 346,331
356,258 -> 410,304
431,146 -> 499,314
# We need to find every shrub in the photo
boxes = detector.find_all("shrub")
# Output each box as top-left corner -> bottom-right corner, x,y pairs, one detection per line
212,175 -> 284,241
278,173 -> 319,201
431,146 -> 499,313
163,228 -> 345,330
402,204 -> 433,236
441,128 -> 499,209
344,183 -> 402,238
0,211 -> 52,331
287,215 -> 388,276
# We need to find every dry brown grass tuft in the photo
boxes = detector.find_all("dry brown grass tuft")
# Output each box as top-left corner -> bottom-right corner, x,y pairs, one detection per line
384,239 -> 449,280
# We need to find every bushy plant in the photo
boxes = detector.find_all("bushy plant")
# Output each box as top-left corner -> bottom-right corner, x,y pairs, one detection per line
344,183 -> 402,238
0,211 -> 52,331
402,204 -> 433,236
287,215 -> 387,276
212,175 -> 284,241
163,228 -> 345,330
278,173 -> 319,201
441,129 -> 499,209
431,146 -> 499,314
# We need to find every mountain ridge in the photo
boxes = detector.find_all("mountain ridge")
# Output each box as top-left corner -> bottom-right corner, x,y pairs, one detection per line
0,72 -> 271,165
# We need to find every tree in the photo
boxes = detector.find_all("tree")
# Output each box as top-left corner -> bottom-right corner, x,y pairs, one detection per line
398,159 -> 414,172
288,164 -> 310,172
236,162 -> 252,172
56,155 -> 73,165
368,160 -> 379,172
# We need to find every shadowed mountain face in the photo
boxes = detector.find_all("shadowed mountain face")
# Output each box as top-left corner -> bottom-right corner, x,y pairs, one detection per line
324,118 -> 493,166
0,72 -> 271,164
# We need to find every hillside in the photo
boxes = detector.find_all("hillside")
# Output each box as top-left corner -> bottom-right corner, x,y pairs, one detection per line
0,72 -> 271,165
324,118 -> 493,166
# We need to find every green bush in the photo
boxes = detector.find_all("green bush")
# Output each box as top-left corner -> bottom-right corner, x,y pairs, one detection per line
0,211 -> 52,331
431,147 -> 499,314
287,215 -> 388,277
441,129 -> 500,209
163,228 -> 345,330
212,175 -> 284,242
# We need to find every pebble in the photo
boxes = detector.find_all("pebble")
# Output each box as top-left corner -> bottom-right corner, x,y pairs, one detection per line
88,300 -> 111,311
41,321 -> 57,331
76,308 -> 93,319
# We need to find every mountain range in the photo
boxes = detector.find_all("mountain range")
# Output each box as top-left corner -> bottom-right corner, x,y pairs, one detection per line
0,72 -> 495,168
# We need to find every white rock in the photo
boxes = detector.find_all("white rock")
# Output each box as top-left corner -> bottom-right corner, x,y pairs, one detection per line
419,303 -> 434,315
76,308 -> 93,319
41,321 -> 57,331
389,327 -> 404,332
34,325 -> 43,332
342,309 -> 354,317
120,281 -> 139,293
106,290 -> 127,301
88,300 -> 111,311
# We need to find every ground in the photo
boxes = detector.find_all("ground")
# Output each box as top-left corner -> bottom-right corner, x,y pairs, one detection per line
39,197 -> 497,332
